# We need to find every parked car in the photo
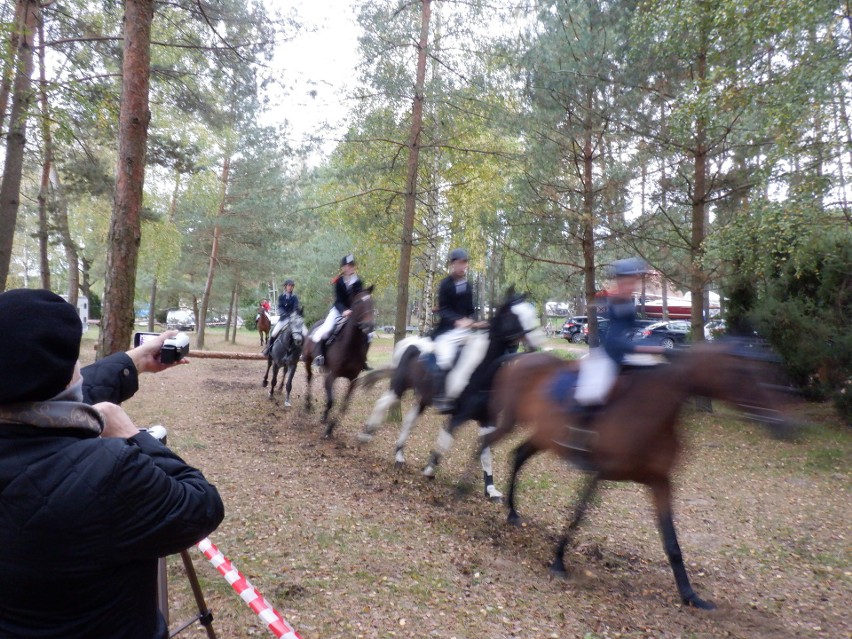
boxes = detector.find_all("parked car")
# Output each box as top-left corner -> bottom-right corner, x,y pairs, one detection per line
562,315 -> 604,343
166,308 -> 196,331
704,318 -> 726,341
635,320 -> 691,348
630,319 -> 659,339
581,318 -> 611,343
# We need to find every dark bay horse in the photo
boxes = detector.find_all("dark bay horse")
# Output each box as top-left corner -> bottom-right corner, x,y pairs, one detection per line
477,341 -> 795,609
357,291 -> 544,500
262,311 -> 305,406
256,307 -> 271,347
302,287 -> 375,434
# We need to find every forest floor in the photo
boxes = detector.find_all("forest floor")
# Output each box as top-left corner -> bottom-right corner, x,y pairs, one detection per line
80,328 -> 850,639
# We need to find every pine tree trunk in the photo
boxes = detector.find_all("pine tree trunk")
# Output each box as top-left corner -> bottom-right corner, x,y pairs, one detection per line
36,15 -> 51,291
197,154 -> 231,351
99,0 -> 153,357
394,0 -> 431,346
0,0 -> 25,139
0,0 -> 38,291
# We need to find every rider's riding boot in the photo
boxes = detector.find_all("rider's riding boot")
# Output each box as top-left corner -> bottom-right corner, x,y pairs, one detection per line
432,370 -> 454,414
314,341 -> 326,368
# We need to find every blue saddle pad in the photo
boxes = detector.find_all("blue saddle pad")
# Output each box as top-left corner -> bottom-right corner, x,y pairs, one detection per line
549,369 -> 579,410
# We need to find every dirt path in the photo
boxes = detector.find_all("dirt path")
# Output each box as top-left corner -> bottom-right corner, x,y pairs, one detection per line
89,332 -> 850,639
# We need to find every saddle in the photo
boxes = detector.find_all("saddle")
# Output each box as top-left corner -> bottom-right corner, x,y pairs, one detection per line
325,316 -> 347,347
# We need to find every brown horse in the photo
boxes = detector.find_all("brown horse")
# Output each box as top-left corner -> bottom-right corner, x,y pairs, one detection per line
256,307 -> 271,347
302,287 -> 375,434
479,340 -> 795,610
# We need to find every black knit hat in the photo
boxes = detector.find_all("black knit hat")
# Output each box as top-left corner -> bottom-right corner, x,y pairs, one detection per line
0,289 -> 82,403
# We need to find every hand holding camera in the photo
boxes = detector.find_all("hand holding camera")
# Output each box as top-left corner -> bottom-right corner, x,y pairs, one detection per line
131,331 -> 191,373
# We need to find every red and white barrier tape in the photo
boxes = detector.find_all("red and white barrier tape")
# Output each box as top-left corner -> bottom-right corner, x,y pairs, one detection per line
196,538 -> 302,639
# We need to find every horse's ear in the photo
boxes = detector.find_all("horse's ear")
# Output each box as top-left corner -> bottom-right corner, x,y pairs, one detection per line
504,284 -> 516,300
366,285 -> 374,294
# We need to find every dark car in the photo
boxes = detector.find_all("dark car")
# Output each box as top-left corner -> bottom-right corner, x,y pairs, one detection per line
562,315 -> 604,343
635,320 -> 692,348
581,318 -> 610,344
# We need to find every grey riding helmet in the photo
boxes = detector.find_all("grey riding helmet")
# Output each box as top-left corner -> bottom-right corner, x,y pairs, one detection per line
610,257 -> 650,277
449,248 -> 469,262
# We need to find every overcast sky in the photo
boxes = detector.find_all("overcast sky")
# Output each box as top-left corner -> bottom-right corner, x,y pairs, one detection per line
263,1 -> 362,154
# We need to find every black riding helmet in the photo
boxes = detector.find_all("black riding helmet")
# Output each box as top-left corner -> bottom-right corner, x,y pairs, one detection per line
341,254 -> 356,267
283,279 -> 295,287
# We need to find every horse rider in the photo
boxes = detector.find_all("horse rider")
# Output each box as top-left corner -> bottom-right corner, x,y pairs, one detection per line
256,297 -> 271,323
574,257 -> 665,421
263,280 -> 299,356
312,254 -> 363,368
431,248 -> 476,413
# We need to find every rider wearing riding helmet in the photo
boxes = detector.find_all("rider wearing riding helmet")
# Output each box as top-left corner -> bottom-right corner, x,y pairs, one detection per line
575,257 -> 665,412
431,248 -> 476,413
312,254 -> 363,368
264,280 -> 300,355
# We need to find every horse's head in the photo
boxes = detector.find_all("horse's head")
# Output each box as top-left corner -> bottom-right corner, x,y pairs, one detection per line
490,287 -> 544,350
289,309 -> 305,346
682,340 -> 798,440
350,287 -> 376,335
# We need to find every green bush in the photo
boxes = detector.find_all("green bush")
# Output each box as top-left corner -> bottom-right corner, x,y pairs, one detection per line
752,234 -> 852,425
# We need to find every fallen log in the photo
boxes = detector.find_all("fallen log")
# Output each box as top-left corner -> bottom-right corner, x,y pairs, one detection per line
188,351 -> 266,360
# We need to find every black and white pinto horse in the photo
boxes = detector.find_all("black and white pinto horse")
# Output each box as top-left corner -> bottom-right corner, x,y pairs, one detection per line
262,311 -> 305,406
356,290 -> 544,500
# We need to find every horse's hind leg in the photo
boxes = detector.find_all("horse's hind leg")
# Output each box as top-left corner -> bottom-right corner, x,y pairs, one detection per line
477,432 -> 502,502
393,399 -> 425,466
649,478 -> 715,610
358,390 -> 399,444
551,473 -> 600,576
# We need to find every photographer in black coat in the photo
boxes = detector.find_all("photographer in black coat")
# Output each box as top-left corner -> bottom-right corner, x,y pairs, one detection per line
0,289 -> 224,639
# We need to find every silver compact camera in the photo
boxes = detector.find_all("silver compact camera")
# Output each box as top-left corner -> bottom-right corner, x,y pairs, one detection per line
160,332 -> 190,364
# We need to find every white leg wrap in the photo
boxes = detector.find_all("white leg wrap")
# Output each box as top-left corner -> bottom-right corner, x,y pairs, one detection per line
396,405 -> 421,449
479,445 -> 494,476
436,429 -> 454,455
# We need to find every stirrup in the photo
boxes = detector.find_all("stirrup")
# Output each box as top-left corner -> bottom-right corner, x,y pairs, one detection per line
314,355 -> 325,367
433,396 -> 455,414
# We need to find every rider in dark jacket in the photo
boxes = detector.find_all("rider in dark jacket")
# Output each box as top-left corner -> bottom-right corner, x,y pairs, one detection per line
312,254 -> 365,367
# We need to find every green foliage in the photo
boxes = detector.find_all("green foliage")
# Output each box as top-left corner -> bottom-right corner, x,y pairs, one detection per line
751,233 -> 852,423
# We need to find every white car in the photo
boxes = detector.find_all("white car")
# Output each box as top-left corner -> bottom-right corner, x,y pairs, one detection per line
704,319 -> 726,341
166,309 -> 196,331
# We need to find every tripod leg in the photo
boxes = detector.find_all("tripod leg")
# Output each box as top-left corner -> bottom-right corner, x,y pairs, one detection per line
167,550 -> 217,639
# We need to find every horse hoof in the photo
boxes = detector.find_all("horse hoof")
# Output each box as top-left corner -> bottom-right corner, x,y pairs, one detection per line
683,594 -> 716,610
507,512 -> 522,527
488,494 -> 504,504
422,465 -> 436,478
356,432 -> 373,444
548,564 -> 568,580
284,401 -> 291,408
262,380 -> 268,388
394,460 -> 405,469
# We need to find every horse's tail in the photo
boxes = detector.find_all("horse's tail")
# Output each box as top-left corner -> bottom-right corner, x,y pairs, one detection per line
353,367 -> 396,391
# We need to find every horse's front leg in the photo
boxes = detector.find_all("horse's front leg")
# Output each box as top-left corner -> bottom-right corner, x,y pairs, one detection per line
551,473 -> 600,576
304,362 -> 314,413
649,478 -> 715,610
321,374 -> 335,435
505,439 -> 540,524
262,358 -> 273,389
268,364 -> 280,399
284,363 -> 296,407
